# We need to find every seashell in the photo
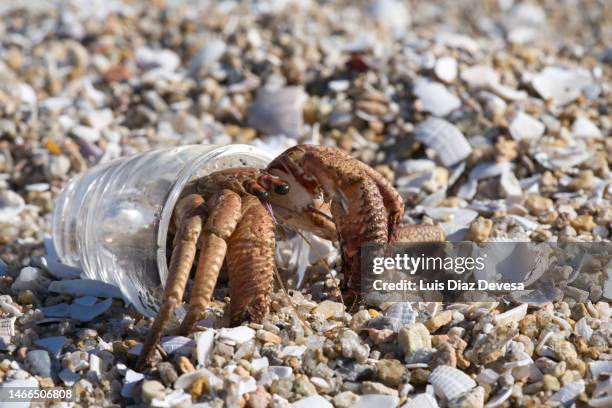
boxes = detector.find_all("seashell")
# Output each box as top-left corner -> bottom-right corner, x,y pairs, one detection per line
508,215 -> 540,231
499,171 -> 522,197
426,207 -> 478,240
368,0 -> 410,38
531,67 -> 592,106
571,116 -> 602,139
135,47 -> 180,72
0,316 -> 16,337
457,179 -> 478,201
189,39 -> 226,73
0,295 -> 22,317
487,81 -> 527,101
160,336 -> 194,356
11,267 -> 50,294
589,361 -> 612,378
196,329 -> 216,367
414,118 -> 472,167
247,86 -> 306,139
174,368 -> 222,390
121,369 -> 145,398
48,279 -> 124,299
484,386 -> 513,408
0,189 -> 25,222
534,146 -> 591,170
34,336 -> 69,358
436,32 -> 479,53
548,380 -> 584,407
429,365 -> 476,401
328,80 -> 351,93
589,395 -> 612,407
219,326 -> 255,344
395,159 -> 437,176
508,112 -> 545,140
435,57 -> 458,83
413,79 -> 461,117
494,304 -> 528,325
593,378 -> 612,398
385,302 -> 417,326
292,394 -> 334,408
510,284 -> 563,306
354,394 -> 398,408
469,161 -> 512,181
403,393 -> 440,408
461,65 -> 499,89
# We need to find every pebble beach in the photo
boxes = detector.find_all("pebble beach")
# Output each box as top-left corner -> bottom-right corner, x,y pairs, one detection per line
0,1 -> 611,407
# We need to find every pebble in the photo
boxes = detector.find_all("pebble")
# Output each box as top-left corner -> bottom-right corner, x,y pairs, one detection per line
291,394 -> 333,408
435,57 -> 458,83
377,359 -> 405,387
399,323 -> 432,357
508,112 -> 545,140
219,326 -> 256,344
25,350 -> 52,377
361,381 -> 399,397
413,79 -> 461,117
313,300 -> 345,320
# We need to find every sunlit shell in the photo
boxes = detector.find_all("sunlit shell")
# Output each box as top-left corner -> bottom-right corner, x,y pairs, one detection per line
247,86 -> 306,139
494,304 -> 528,325
429,365 -> 476,400
413,78 -> 461,117
403,393 -> 440,408
385,302 -> 417,326
414,118 -> 472,167
0,189 -> 25,222
0,316 -> 16,337
548,380 -> 585,406
484,386 -> 513,408
531,67 -> 592,106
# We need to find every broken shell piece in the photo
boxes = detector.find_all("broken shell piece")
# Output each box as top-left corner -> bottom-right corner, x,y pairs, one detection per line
429,365 -> 476,400
434,57 -> 458,83
0,316 -> 16,337
385,302 -> 417,326
494,304 -> 528,325
413,79 -> 461,117
174,368 -> 222,390
403,393 -> 440,408
589,361 -> 612,378
531,67 -> 592,106
247,87 -> 306,139
508,112 -> 545,140
485,386 -> 513,408
572,116 -> 602,139
548,380 -> 585,406
0,190 -> 25,222
11,267 -> 50,294
414,118 -> 472,167
461,65 -> 500,88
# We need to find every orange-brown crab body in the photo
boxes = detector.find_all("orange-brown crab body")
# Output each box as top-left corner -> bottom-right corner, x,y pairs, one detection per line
137,144 -> 444,369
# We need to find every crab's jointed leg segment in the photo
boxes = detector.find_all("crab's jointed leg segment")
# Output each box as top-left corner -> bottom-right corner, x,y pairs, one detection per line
136,194 -> 204,370
179,189 -> 243,334
226,195 -> 276,324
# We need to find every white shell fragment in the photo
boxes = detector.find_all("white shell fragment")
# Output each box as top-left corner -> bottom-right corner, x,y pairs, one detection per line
402,393 -> 440,408
0,190 -> 25,222
414,117 -> 472,167
196,330 -> 216,367
435,57 -> 458,83
0,316 -> 16,337
413,79 -> 461,117
494,304 -> 528,325
247,86 -> 306,139
385,302 -> 417,326
160,336 -> 194,355
508,112 -> 545,140
291,394 -> 333,408
571,116 -> 602,139
531,67 -> 592,106
429,365 -> 476,400
548,380 -> 585,406
218,326 -> 255,344
368,0 -> 410,38
354,394 -> 399,408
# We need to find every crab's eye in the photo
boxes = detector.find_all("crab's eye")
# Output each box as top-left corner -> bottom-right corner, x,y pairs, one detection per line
274,183 -> 290,195
254,190 -> 269,200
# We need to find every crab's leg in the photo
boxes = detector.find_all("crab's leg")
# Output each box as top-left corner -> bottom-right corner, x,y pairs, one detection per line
226,195 -> 276,324
179,189 -> 242,334
136,194 -> 204,370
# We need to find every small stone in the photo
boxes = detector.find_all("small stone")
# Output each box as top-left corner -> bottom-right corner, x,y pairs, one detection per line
435,57 -> 458,83
333,391 -> 360,408
377,359 -> 405,387
257,330 -> 282,344
291,394 -> 333,408
524,195 -> 553,216
508,112 -> 545,140
339,329 -> 370,363
571,116 -> 602,139
350,309 -> 371,330
543,374 -> 560,391
313,300 -> 345,320
158,362 -> 178,386
465,217 -> 493,243
550,339 -> 578,361
177,356 -> 196,374
293,374 -> 317,397
426,311 -> 453,332
570,215 -> 596,233
219,326 -> 256,344
142,380 -> 165,404
432,341 -> 457,368
448,385 -> 484,408
399,323 -> 431,357
247,386 -> 271,408
361,381 -> 399,397
25,350 -> 52,377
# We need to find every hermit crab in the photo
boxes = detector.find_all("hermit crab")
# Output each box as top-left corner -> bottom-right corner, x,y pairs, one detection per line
137,144 -> 444,368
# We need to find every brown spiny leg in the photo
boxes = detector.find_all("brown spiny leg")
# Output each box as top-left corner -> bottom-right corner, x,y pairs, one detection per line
136,194 -> 204,370
226,195 -> 276,324
179,189 -> 242,334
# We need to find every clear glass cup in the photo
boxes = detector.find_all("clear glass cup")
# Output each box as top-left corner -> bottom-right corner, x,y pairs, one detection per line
52,144 -> 274,317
